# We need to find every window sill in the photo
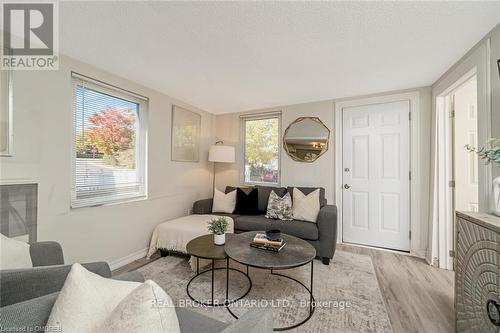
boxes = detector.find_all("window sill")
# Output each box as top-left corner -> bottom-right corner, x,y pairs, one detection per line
71,195 -> 147,209
242,181 -> 281,187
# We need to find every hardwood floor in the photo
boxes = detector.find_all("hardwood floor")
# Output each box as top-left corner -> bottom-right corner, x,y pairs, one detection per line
113,245 -> 454,333
339,244 -> 454,333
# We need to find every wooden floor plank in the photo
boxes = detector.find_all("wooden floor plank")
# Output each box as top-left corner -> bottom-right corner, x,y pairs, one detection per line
339,244 -> 454,333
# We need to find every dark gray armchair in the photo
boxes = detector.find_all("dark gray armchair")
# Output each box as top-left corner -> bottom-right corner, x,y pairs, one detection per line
0,241 -> 273,333
29,241 -> 64,267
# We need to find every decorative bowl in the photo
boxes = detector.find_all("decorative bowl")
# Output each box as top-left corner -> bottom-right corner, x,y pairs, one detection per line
265,229 -> 281,241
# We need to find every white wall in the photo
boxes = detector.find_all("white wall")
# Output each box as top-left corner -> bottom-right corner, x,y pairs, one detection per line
215,100 -> 335,202
0,55 -> 215,266
215,88 -> 432,257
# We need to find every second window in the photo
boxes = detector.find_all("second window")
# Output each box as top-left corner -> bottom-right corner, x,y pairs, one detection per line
242,114 -> 280,185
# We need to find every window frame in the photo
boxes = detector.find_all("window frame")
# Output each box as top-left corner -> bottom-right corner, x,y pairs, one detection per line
0,69 -> 13,156
70,73 -> 148,208
240,112 -> 281,186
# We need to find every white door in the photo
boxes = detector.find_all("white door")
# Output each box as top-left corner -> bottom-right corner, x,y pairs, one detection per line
342,101 -> 410,251
453,78 -> 479,212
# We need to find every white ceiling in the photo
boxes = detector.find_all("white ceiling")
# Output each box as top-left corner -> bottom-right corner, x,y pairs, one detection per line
60,1 -> 500,114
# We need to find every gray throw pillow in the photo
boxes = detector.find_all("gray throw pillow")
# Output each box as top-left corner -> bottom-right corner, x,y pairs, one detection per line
265,191 -> 293,220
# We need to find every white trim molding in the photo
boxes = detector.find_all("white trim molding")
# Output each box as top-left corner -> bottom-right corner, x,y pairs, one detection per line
428,38 -> 492,267
109,247 -> 148,271
334,91 -> 427,258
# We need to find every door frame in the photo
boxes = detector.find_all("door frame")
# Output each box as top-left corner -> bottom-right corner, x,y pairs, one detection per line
435,70 -> 482,270
335,91 -> 424,257
432,40 -> 492,213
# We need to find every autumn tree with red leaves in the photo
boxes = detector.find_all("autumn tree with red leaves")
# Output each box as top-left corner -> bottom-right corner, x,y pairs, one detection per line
86,107 -> 136,157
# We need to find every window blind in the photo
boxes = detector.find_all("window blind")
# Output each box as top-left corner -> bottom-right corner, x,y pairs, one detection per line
71,74 -> 147,208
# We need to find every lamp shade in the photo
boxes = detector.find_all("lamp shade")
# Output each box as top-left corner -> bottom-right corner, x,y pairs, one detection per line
209,144 -> 235,163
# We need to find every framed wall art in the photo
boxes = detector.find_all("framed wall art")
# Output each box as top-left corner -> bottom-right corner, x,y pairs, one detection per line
171,105 -> 201,162
0,70 -> 13,156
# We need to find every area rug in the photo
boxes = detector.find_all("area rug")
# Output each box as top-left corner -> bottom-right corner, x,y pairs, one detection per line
137,250 -> 393,332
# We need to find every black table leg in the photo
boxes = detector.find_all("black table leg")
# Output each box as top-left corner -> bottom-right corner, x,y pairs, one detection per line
310,259 -> 314,313
211,259 -> 215,305
186,256 -> 251,308
227,260 -> 315,331
226,257 -> 229,304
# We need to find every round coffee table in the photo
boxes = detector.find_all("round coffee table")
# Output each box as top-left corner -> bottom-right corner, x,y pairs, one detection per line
224,231 -> 317,331
186,234 -> 251,307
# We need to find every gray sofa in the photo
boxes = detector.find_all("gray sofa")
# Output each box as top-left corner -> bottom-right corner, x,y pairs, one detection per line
0,241 -> 273,333
193,185 -> 338,265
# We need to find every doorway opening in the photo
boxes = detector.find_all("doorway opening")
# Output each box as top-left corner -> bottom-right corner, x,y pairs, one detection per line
433,73 -> 478,269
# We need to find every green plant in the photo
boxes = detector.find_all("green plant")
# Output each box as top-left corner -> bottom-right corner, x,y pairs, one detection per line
207,217 -> 229,235
465,138 -> 500,166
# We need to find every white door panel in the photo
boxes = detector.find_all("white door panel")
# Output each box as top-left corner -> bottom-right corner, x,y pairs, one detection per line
342,101 -> 410,251
453,78 -> 479,213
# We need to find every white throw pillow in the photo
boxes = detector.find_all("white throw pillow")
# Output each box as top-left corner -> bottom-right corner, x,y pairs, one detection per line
292,188 -> 321,223
212,188 -> 236,213
47,264 -> 181,333
0,233 -> 32,269
100,280 -> 180,333
46,263 -> 142,333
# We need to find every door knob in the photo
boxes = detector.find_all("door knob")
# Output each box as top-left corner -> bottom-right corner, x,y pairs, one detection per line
344,184 -> 351,189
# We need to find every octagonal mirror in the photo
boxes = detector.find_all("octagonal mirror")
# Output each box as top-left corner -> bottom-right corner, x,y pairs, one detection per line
283,117 -> 330,162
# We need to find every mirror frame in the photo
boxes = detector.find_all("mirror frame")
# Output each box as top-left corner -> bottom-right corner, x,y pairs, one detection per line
283,117 -> 330,163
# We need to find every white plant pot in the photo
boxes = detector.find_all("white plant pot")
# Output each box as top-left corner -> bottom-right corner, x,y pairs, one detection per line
493,176 -> 500,217
214,233 -> 225,245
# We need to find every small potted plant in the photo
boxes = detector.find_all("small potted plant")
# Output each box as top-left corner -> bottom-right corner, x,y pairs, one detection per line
207,217 -> 229,245
466,138 -> 500,216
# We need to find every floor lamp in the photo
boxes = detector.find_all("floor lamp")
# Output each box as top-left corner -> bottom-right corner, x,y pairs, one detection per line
208,141 -> 235,197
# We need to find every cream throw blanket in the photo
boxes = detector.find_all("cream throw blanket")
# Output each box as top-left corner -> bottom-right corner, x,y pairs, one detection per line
147,215 -> 234,269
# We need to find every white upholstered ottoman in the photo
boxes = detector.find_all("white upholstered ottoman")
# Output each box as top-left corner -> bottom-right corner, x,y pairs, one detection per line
147,214 -> 234,259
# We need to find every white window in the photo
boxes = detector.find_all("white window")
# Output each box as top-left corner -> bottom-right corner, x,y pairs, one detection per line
71,73 -> 147,208
241,113 -> 281,185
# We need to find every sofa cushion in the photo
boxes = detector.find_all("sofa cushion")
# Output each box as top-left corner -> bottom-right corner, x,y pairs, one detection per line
0,292 -> 58,331
265,191 -> 293,220
212,188 -> 236,214
0,233 -> 32,270
234,215 -> 319,241
256,185 -> 287,213
100,280 -> 180,333
292,188 -> 320,223
234,188 -> 259,215
234,216 -> 271,231
287,187 -> 327,207
46,263 -> 143,333
272,219 -> 319,241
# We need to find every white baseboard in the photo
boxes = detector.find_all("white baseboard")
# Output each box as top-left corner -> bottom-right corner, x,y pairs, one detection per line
109,247 -> 148,271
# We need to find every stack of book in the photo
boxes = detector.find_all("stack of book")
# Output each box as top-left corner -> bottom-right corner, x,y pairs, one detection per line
250,233 -> 286,252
